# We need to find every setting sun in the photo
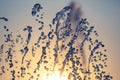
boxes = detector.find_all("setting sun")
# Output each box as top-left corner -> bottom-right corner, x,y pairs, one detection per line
44,71 -> 67,80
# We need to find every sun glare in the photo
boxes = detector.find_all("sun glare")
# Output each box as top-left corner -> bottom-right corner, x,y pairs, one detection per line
45,71 -> 67,80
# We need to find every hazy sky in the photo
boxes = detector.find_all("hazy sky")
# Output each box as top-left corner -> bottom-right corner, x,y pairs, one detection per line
0,0 -> 120,79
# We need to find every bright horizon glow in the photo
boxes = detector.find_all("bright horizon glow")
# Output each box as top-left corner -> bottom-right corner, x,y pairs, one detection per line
44,71 -> 67,80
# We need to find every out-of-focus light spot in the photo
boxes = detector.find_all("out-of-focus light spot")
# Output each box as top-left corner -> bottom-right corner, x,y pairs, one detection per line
47,71 -> 66,80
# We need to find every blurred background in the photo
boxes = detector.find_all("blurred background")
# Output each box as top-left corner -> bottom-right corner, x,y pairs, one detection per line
0,0 -> 120,80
